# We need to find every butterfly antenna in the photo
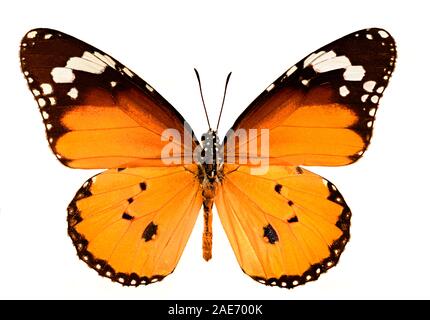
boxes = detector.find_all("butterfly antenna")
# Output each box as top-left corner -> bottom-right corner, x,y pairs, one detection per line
216,72 -> 232,131
194,68 -> 211,129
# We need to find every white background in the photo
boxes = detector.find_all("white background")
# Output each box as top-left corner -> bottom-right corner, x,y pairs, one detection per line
0,0 -> 428,299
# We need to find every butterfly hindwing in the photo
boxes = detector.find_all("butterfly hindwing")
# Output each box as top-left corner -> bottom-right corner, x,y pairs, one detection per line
67,166 -> 202,285
20,28 -> 196,169
226,28 -> 396,166
216,164 -> 350,288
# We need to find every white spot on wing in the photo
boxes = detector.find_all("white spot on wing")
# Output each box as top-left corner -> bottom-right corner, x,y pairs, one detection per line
366,34 -> 373,40
38,98 -> 46,107
44,34 -> 52,40
123,67 -> 134,77
313,56 -> 351,73
82,51 -> 106,67
378,30 -> 389,38
66,57 -> 106,74
303,51 -> 326,68
266,83 -> 275,92
311,50 -> 337,66
40,83 -> 53,95
376,86 -> 385,94
67,87 -> 78,99
51,67 -> 75,83
145,84 -> 154,92
42,111 -> 49,119
301,79 -> 309,86
361,94 -> 369,102
93,52 -> 116,69
110,81 -> 117,88
27,31 -> 37,38
343,65 -> 365,81
371,95 -> 379,103
49,97 -> 56,106
339,85 -> 350,97
286,65 -> 298,77
363,81 -> 376,92
32,89 -> 40,96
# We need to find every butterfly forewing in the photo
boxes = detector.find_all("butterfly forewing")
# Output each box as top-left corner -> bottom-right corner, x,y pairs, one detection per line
226,28 -> 396,166
20,28 -> 197,169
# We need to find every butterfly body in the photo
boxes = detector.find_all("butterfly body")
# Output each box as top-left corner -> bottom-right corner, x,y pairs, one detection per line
198,129 -> 224,261
20,27 -> 396,288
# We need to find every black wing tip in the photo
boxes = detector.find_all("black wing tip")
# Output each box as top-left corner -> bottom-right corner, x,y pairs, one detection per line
23,27 -> 64,35
21,28 -> 61,42
366,27 -> 393,35
347,27 -> 394,40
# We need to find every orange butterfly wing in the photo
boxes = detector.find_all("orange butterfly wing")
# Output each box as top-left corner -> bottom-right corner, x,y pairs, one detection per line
216,28 -> 395,288
225,28 -> 396,166
21,29 -> 203,285
20,28 -> 197,169
216,164 -> 350,287
68,166 -> 202,285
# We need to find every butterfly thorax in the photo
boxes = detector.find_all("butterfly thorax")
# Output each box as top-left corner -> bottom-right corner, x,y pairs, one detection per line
199,130 -> 223,181
198,130 -> 224,261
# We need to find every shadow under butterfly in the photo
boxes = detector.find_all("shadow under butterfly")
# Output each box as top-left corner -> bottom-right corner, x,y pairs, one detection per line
19,28 -> 396,288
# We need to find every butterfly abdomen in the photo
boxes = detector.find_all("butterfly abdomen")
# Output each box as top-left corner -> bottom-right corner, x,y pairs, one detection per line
200,169 -> 219,262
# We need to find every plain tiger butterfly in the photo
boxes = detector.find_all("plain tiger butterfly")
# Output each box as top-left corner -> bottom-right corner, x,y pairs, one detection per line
20,28 -> 396,288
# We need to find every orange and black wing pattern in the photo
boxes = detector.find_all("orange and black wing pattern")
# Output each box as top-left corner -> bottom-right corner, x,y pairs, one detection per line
216,164 -> 350,288
20,28 -> 197,169
225,28 -> 396,166
68,166 -> 202,285
217,28 -> 396,288
20,29 -> 203,286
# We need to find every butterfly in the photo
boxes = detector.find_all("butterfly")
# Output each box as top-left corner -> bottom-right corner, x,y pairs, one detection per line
20,27 -> 396,288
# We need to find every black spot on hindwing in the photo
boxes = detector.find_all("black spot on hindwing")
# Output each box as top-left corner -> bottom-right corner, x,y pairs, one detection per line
122,213 -> 134,221
142,221 -> 157,242
275,184 -> 282,194
263,224 -> 279,244
140,182 -> 147,191
287,216 -> 299,223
